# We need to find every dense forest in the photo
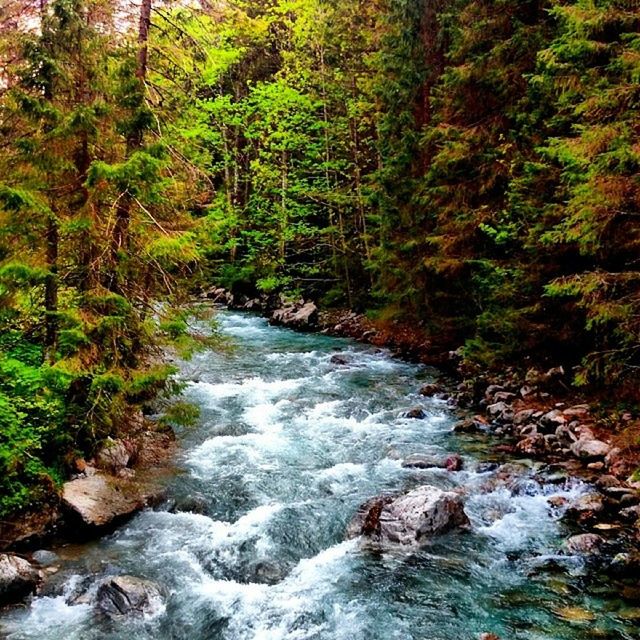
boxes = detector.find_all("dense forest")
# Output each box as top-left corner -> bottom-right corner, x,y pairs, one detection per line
0,0 -> 638,517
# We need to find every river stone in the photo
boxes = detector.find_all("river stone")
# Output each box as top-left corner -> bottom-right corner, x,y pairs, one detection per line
95,576 -> 163,618
563,533 -> 605,556
570,438 -> 611,461
0,554 -> 41,605
404,407 -> 426,419
62,474 -> 146,528
347,485 -> 470,546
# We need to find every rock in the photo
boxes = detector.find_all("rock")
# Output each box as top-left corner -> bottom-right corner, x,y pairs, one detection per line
330,354 -> 350,366
516,434 -> 547,456
564,493 -> 605,523
96,438 -> 132,473
487,402 -> 513,423
402,454 -> 445,469
548,496 -> 568,508
270,301 -> 318,330
95,576 -> 163,618
404,407 -> 426,419
453,416 -> 487,433
620,505 -> 640,522
513,409 -> 535,425
563,533 -> 605,556
347,485 -> 470,546
0,554 -> 41,605
555,424 -> 577,445
587,462 -> 605,471
609,553 -> 640,579
563,405 -> 590,419
540,410 -> 567,431
31,550 -> 59,567
484,384 -> 504,401
570,438 -> 611,461
445,454 -> 464,471
493,391 -> 516,403
419,383 -> 443,397
479,635 -> 500,640
62,474 -> 148,529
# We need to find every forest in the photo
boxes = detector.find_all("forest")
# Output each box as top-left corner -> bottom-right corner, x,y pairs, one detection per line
0,0 -> 638,524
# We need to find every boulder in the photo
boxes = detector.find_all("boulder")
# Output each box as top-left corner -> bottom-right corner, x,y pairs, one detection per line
95,576 -> 163,618
404,407 -> 426,419
62,474 -> 147,529
270,302 -> 318,330
563,533 -> 605,556
0,554 -> 41,605
330,354 -> 350,366
347,485 -> 470,546
570,438 -> 611,461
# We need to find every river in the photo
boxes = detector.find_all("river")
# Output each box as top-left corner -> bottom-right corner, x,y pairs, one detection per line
1,310 -> 637,639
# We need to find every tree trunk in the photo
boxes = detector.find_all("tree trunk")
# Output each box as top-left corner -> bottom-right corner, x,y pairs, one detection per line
107,0 -> 152,292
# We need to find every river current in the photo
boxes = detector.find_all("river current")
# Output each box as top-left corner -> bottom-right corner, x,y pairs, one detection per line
2,310 -> 638,639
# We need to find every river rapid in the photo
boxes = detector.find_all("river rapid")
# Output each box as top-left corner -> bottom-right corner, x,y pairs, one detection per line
2,310 -> 638,639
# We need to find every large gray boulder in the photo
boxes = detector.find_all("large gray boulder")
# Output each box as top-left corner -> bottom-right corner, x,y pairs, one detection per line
62,474 -> 146,529
347,485 -> 470,546
95,576 -> 163,618
0,554 -> 41,605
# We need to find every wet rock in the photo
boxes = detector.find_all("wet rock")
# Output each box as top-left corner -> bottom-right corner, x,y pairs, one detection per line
548,496 -> 568,508
453,416 -> 487,433
170,495 -> 208,515
95,576 -> 163,618
404,407 -> 426,419
347,485 -> 470,546
31,550 -> 59,567
402,454 -> 445,469
479,635 -> 501,640
570,438 -> 611,461
609,553 -> 640,579
445,454 -> 464,471
96,438 -> 132,473
62,474 -> 148,529
0,554 -> 41,605
419,383 -> 444,397
330,354 -> 350,366
587,461 -> 605,472
563,533 -> 605,556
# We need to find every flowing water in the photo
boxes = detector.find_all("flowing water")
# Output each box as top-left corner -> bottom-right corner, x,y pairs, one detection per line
2,311 -> 639,639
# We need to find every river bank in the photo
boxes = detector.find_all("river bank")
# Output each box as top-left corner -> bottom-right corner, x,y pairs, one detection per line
214,289 -> 640,564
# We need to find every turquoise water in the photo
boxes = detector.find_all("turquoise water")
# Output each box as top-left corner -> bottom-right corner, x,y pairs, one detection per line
2,311 -> 638,639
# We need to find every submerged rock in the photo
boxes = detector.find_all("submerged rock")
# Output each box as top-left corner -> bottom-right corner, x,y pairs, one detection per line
347,485 -> 470,546
95,576 -> 163,618
402,453 -> 463,471
404,407 -> 427,419
0,554 -> 41,605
